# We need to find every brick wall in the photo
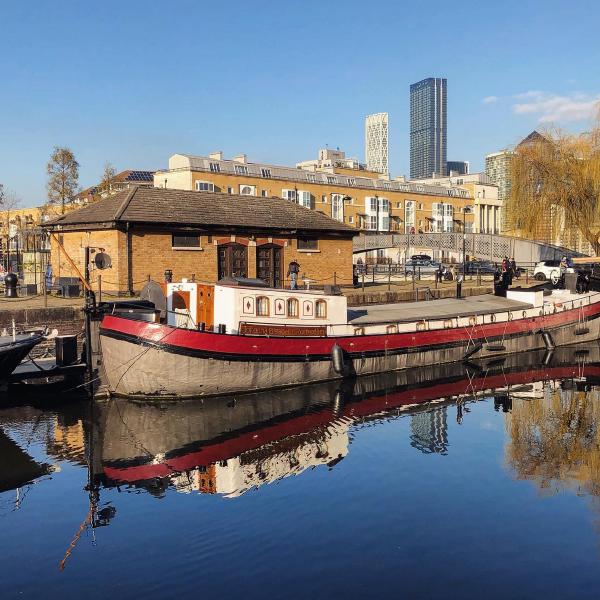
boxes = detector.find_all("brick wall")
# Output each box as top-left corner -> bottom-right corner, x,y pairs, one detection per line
52,229 -> 354,292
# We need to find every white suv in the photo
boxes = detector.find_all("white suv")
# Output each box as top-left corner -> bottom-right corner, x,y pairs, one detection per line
533,260 -> 574,283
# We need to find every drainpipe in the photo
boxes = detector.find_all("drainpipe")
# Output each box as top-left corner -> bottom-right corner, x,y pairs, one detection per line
126,223 -> 133,296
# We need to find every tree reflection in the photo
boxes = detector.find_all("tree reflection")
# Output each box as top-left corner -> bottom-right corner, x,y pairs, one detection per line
505,386 -> 600,497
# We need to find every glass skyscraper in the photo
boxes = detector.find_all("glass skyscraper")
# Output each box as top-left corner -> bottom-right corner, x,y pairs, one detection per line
410,77 -> 447,179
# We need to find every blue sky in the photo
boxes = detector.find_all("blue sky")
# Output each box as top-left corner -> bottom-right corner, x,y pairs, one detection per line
1,0 -> 599,206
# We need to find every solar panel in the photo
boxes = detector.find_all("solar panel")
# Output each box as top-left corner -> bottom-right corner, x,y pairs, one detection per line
125,171 -> 154,182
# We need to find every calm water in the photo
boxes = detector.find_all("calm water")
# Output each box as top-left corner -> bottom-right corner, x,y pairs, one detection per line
3,347 -> 600,598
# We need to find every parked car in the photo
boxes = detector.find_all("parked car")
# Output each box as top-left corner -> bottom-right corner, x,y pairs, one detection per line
533,260 -> 574,282
465,260 -> 497,275
404,260 -> 441,276
410,254 -> 432,263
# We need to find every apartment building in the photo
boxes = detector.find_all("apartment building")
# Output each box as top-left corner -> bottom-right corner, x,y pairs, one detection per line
153,152 -> 474,236
409,172 -> 502,234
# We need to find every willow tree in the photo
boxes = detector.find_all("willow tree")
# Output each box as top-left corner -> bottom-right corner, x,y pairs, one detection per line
507,118 -> 600,254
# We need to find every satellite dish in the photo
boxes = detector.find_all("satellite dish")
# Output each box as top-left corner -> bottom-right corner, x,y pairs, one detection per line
94,252 -> 112,270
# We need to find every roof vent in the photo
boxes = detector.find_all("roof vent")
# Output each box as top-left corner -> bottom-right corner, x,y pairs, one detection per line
233,154 -> 247,164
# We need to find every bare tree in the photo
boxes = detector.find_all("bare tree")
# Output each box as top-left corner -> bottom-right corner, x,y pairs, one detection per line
46,147 -> 79,214
99,162 -> 117,197
0,184 -> 20,269
507,111 -> 600,253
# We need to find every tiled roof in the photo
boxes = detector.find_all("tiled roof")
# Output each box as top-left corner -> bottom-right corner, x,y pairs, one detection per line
46,186 -> 355,235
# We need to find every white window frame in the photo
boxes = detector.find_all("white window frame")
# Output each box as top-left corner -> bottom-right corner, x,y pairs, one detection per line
261,168 -> 272,178
209,163 -> 220,173
195,180 -> 214,192
298,190 -> 312,208
405,200 -> 415,232
331,194 -> 344,222
282,189 -> 297,203
239,184 -> 256,196
234,164 -> 249,175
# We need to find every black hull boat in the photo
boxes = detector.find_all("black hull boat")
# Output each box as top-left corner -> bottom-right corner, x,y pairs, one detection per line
0,334 -> 44,380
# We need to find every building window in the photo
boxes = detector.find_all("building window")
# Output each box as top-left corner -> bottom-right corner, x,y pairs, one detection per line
366,215 -> 377,230
227,187 -> 233,194
298,190 -> 312,208
287,298 -> 299,317
321,195 -> 327,203
306,173 -> 317,183
405,201 -> 415,232
234,165 -> 249,175
209,163 -> 220,173
347,178 -> 355,186
282,189 -> 297,202
315,300 -> 327,319
239,184 -> 256,195
396,201 -> 402,208
298,237 -> 318,251
327,176 -> 337,184
172,234 -> 201,248
195,181 -> 214,192
261,189 -> 268,197
418,203 -> 423,210
331,194 -> 344,221
261,168 -> 272,178
256,296 -> 270,317
348,216 -> 354,224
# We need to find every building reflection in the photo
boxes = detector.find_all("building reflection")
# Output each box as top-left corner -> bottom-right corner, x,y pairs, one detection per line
410,408 -> 449,455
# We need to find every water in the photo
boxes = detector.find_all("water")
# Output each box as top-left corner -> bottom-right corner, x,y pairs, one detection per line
2,346 -> 600,598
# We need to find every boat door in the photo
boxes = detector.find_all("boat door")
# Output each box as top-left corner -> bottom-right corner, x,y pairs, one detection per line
257,244 -> 282,288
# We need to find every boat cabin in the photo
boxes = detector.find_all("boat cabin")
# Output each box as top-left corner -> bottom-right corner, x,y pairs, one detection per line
166,278 -> 348,336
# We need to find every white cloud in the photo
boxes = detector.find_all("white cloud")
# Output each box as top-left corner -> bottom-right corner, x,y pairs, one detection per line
512,91 -> 600,123
482,95 -> 498,104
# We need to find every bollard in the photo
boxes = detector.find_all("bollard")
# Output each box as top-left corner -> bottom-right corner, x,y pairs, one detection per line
362,271 -> 365,291
4,272 -> 18,298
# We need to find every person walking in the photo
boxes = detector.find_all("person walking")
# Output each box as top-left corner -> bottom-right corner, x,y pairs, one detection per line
287,260 -> 300,290
509,257 -> 518,280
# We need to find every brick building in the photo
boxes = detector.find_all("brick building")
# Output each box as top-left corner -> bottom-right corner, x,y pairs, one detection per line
44,186 -> 355,294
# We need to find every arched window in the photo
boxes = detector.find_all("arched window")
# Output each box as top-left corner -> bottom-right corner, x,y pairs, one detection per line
315,300 -> 327,319
256,296 -> 270,317
287,298 -> 299,318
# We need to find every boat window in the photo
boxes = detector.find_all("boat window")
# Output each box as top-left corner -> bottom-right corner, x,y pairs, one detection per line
386,324 -> 397,334
287,298 -> 299,317
256,296 -> 270,317
354,327 -> 365,336
315,300 -> 327,318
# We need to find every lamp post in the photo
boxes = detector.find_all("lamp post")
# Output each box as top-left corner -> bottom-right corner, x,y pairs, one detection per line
462,205 -> 473,280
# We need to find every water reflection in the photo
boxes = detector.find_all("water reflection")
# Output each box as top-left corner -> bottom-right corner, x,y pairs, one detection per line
89,345 -> 600,500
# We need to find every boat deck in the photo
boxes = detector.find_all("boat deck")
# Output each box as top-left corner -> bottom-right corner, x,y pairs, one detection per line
347,294 -> 534,325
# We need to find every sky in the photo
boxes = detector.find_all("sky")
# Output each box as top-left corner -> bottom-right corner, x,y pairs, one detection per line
1,0 -> 599,207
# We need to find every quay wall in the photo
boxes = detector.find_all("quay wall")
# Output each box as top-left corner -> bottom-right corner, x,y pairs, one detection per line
1,306 -> 84,358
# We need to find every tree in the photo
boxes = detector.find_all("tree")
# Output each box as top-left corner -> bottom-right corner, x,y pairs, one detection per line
99,162 -> 117,197
0,184 -> 20,269
507,114 -> 600,254
46,147 -> 79,215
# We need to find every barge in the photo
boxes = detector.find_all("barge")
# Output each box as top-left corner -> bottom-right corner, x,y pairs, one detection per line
99,277 -> 600,398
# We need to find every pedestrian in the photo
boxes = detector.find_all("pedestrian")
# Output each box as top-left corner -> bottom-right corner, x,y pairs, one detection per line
436,263 -> 444,284
509,257 -> 518,280
353,264 -> 359,288
287,260 -> 300,290
501,255 -> 508,273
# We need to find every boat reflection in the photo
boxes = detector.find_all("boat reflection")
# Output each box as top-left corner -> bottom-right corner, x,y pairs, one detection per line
93,345 -> 600,498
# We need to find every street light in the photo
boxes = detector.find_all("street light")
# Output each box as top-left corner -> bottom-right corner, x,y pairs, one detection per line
462,205 -> 473,280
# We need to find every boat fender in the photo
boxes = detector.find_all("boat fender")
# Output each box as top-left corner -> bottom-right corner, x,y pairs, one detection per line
331,344 -> 346,376
490,314 -> 496,323
540,330 -> 555,350
468,316 -> 477,327
507,312 -> 513,322
522,311 -> 527,318
539,310 -> 544,317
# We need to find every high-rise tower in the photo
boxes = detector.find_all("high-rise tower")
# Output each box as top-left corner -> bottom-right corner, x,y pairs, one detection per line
365,112 -> 389,174
410,78 -> 447,179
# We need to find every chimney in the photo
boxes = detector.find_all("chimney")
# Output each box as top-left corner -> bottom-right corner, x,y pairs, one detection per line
209,151 -> 223,160
233,154 -> 247,164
